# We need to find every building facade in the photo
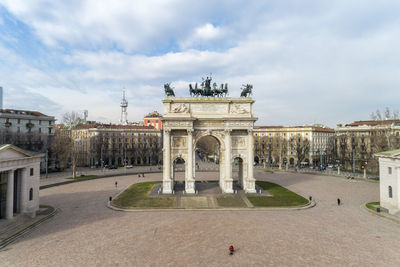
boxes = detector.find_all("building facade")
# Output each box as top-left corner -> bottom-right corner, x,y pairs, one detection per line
254,125 -> 335,167
0,109 -> 55,136
67,124 -> 162,167
375,149 -> 400,215
143,111 -> 163,130
0,145 -> 42,220
336,120 -> 400,173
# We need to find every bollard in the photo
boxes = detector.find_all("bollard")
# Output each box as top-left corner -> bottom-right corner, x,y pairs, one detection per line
309,196 -> 312,201
377,207 -> 381,213
109,196 -> 112,202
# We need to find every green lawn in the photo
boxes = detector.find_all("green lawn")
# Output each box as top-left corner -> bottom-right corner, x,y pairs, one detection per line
66,175 -> 98,180
248,181 -> 308,207
366,201 -> 380,211
112,182 -> 174,208
217,195 -> 247,207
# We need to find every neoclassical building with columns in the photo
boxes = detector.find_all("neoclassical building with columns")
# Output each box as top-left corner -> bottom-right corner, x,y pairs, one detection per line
161,97 -> 257,194
0,144 -> 42,220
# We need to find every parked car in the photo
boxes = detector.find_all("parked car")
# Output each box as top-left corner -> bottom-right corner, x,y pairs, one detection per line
318,165 -> 326,171
108,165 -> 117,169
126,165 -> 133,169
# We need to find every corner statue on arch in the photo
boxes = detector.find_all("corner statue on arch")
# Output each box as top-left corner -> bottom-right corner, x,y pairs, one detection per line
161,77 -> 257,194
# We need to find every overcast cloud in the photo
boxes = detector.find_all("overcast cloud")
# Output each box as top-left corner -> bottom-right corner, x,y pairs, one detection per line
0,0 -> 399,127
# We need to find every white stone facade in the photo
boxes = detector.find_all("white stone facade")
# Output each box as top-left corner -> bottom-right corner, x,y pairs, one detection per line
375,150 -> 400,215
0,144 -> 43,220
0,109 -> 55,135
162,97 -> 257,194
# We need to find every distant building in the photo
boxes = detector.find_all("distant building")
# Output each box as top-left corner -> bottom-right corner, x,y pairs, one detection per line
336,120 -> 400,173
0,144 -> 43,220
0,87 -> 3,110
68,123 -> 162,167
375,149 -> 400,215
254,125 -> 335,167
143,111 -> 162,130
0,109 -> 56,171
0,109 -> 55,135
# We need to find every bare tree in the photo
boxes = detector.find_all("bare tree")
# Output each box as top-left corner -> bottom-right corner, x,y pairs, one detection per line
370,107 -> 399,120
62,111 -> 82,125
295,137 -> 310,168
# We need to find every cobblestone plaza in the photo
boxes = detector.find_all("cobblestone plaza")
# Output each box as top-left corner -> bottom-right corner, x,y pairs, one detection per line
1,171 -> 400,266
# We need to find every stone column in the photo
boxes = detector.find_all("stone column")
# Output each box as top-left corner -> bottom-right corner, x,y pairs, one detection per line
246,129 -> 256,193
185,129 -> 195,194
20,168 -> 28,214
6,169 -> 15,219
162,129 -> 173,194
223,129 -> 233,193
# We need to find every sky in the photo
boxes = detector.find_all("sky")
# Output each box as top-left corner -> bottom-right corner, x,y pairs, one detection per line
0,0 -> 399,128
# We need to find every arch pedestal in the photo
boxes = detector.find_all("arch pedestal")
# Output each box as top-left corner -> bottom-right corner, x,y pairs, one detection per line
161,97 -> 257,194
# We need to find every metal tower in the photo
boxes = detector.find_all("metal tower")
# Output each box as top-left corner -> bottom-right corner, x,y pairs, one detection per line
120,89 -> 128,125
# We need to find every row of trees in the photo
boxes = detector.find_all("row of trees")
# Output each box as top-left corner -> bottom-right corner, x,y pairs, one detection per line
255,135 -> 312,168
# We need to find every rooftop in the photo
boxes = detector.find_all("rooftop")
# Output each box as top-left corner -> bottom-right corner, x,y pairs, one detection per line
345,120 -> 400,127
0,109 -> 51,117
74,123 -> 155,130
374,149 -> 400,158
254,125 -> 334,132
144,111 -> 162,118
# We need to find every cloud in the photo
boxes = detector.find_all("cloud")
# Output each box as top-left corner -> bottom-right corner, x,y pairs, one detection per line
1,1 -> 400,127
180,23 -> 226,49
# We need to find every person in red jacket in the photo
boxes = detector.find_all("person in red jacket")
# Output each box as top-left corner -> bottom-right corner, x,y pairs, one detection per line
229,245 -> 235,255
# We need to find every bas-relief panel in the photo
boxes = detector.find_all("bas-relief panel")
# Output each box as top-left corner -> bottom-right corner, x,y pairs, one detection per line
165,121 -> 192,127
230,103 -> 250,114
172,137 -> 187,148
194,121 -> 224,127
232,137 -> 246,148
190,103 -> 227,114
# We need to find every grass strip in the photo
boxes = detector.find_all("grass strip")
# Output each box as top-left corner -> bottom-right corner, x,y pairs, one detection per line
248,181 -> 308,207
66,175 -> 98,180
112,182 -> 174,208
366,201 -> 380,211
217,195 -> 247,207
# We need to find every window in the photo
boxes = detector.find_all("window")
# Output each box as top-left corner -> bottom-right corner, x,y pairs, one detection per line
39,120 -> 42,125
17,127 -> 20,133
18,119 -> 21,124
389,186 -> 393,198
29,188 -> 33,201
39,128 -> 42,133
388,167 -> 392,175
49,121 -> 52,125
30,168 -> 34,176
48,128 -> 52,134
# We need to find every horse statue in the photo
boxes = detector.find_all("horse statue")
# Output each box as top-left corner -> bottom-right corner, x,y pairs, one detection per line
164,83 -> 175,97
240,84 -> 253,97
220,83 -> 228,97
189,83 -> 202,97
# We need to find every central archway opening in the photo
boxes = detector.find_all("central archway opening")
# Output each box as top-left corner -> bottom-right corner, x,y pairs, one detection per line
194,135 -> 222,193
233,157 -> 244,189
172,157 -> 185,192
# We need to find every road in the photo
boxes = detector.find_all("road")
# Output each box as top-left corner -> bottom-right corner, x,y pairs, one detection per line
2,171 -> 399,266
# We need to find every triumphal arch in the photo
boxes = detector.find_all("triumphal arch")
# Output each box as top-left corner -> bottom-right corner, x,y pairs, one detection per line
162,82 -> 257,194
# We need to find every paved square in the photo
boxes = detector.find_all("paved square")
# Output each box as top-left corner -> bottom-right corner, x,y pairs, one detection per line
1,171 -> 400,266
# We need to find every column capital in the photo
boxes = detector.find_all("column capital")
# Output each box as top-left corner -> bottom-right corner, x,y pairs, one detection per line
187,129 -> 194,135
248,128 -> 254,134
224,128 -> 232,134
164,129 -> 171,134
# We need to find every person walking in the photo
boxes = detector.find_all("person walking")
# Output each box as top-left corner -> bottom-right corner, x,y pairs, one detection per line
337,198 -> 341,206
229,245 -> 235,255
115,181 -> 118,188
